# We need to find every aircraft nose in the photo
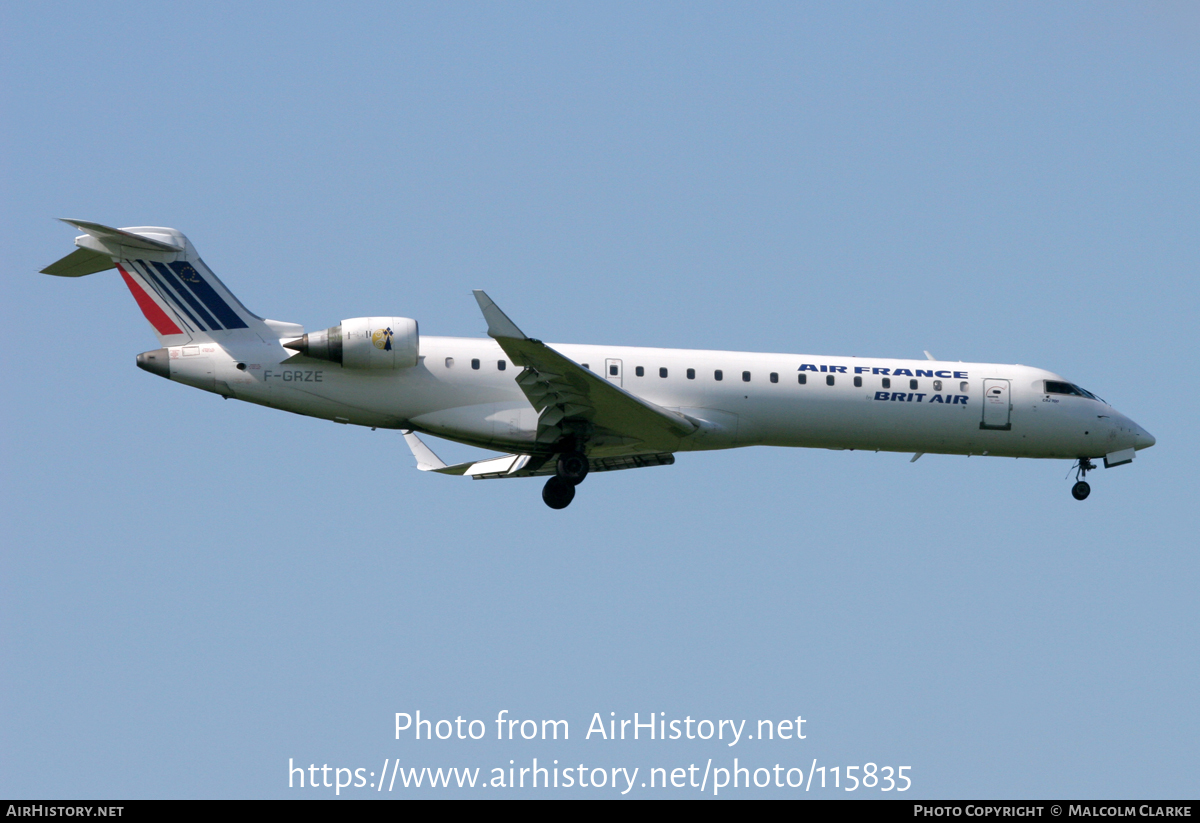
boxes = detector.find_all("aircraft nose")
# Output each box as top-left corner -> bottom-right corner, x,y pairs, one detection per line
1135,427 -> 1156,450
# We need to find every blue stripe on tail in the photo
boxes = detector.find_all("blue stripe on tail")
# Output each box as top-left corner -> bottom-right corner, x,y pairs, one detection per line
150,262 -> 221,330
169,262 -> 249,330
135,261 -> 203,332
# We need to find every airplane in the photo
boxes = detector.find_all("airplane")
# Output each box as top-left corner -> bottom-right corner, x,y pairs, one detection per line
41,220 -> 1155,509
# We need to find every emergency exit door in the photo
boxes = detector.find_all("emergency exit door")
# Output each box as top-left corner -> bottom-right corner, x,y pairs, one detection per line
605,359 -> 622,387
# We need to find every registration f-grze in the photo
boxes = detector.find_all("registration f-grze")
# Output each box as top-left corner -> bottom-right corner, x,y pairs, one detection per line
43,221 -> 1155,509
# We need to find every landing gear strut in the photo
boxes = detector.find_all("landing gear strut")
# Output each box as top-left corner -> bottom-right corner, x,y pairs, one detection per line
542,450 -> 589,509
1069,457 -> 1095,501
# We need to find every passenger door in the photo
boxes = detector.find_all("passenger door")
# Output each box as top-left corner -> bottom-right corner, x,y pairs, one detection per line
981,379 -> 1012,430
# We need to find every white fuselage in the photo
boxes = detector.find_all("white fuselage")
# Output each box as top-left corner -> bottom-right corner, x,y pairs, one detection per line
166,335 -> 1153,462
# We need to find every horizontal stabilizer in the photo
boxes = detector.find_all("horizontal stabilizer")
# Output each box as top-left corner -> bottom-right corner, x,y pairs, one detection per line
41,247 -> 115,277
58,219 -> 183,252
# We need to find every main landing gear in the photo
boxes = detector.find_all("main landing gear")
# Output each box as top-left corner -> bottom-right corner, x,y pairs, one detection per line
542,450 -> 589,509
1069,457 -> 1096,501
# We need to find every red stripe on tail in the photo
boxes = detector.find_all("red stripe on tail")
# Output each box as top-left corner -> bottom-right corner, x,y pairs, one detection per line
118,265 -> 183,336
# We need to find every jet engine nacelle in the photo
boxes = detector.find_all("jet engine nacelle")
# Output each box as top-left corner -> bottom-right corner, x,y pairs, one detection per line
285,316 -> 419,369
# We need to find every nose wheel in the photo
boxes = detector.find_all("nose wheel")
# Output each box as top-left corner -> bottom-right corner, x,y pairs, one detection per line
1068,457 -> 1096,501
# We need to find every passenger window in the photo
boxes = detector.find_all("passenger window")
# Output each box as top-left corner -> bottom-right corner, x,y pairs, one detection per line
770,372 -> 778,383
471,358 -> 480,370
498,360 -> 506,371
933,379 -> 942,391
909,379 -> 918,390
882,377 -> 891,389
826,375 -> 835,386
715,370 -> 723,381
798,373 -> 807,385
687,368 -> 695,380
636,366 -> 645,377
659,367 -> 668,378
853,376 -> 862,387
960,381 -> 969,392
742,371 -> 751,382
445,357 -> 454,368
609,365 -> 618,376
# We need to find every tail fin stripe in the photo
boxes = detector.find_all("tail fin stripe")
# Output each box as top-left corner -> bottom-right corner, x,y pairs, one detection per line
148,261 -> 222,331
132,260 -> 203,332
136,261 -> 205,331
117,266 -> 183,336
194,257 -> 262,321
167,262 -> 248,330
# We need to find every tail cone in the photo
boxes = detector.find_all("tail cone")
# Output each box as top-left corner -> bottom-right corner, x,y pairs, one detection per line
136,349 -> 170,379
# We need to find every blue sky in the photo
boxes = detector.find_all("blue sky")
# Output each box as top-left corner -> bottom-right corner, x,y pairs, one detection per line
2,2 -> 1197,798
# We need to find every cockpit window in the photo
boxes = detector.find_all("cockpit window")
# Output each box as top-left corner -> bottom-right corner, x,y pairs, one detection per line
1045,381 -> 1082,396
1045,380 -> 1102,401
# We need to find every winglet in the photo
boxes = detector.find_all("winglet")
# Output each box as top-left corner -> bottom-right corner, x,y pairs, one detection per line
402,430 -> 448,471
923,351 -> 936,361
473,290 -> 527,340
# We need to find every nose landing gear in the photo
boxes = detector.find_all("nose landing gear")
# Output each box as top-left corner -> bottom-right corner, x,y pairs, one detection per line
1069,457 -> 1096,501
542,450 -> 589,509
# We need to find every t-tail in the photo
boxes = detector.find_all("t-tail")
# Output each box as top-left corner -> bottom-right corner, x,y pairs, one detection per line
40,219 -> 291,347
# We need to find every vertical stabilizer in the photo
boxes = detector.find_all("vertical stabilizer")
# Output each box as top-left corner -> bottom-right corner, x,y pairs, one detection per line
43,220 -> 272,347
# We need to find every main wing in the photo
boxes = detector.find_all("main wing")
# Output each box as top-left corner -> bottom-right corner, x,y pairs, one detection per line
402,430 -> 675,480
472,291 -> 697,453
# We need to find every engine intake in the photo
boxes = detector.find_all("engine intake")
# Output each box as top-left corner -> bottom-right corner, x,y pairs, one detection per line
284,317 -> 419,369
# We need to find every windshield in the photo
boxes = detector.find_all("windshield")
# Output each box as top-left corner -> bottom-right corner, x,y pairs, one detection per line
1045,380 -> 1105,404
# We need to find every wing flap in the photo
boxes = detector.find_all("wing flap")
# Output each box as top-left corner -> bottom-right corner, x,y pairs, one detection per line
402,430 -> 673,480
